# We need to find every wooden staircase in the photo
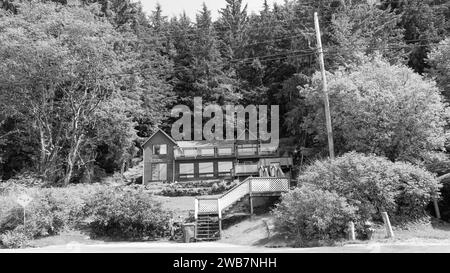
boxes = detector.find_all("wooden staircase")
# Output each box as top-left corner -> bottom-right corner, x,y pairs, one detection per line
194,177 -> 289,241
195,214 -> 221,241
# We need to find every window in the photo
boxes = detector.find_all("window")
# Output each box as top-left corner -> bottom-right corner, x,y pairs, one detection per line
183,149 -> 197,158
218,147 -> 233,156
179,163 -> 194,178
200,148 -> 215,157
260,145 -> 276,155
151,163 -> 167,181
153,144 -> 167,155
199,162 -> 214,177
218,161 -> 233,175
237,144 -> 258,155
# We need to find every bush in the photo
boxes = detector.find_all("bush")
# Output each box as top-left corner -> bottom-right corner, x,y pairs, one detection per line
210,181 -> 237,194
159,180 -> 237,197
273,185 -> 357,246
85,188 -> 172,240
0,183 -> 175,246
159,186 -> 209,197
0,184 -> 107,247
391,162 -> 441,221
299,152 -> 441,222
0,227 -> 31,249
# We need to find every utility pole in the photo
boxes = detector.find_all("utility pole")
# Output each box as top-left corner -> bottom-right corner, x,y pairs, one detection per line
314,12 -> 335,159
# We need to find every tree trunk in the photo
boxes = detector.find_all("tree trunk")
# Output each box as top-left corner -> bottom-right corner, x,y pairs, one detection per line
64,134 -> 83,186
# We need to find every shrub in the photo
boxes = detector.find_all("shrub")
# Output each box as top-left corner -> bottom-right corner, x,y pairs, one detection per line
0,183 -> 107,246
0,183 -> 176,245
85,188 -> 172,240
210,181 -> 237,195
0,227 -> 31,249
159,181 -> 238,197
159,186 -> 209,197
391,162 -> 441,221
299,152 -> 441,222
299,152 -> 399,221
273,185 -> 357,246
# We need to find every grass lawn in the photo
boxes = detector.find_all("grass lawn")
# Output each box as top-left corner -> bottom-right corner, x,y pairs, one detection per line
29,230 -> 106,248
219,214 -> 450,248
370,218 -> 450,243
153,195 -> 196,220
26,215 -> 450,249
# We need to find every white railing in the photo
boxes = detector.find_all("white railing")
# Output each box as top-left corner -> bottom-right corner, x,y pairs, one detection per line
219,180 -> 250,212
194,177 -> 289,218
250,177 -> 289,192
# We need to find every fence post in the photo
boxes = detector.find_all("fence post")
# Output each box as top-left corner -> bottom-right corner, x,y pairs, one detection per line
194,199 -> 198,220
381,212 -> 394,238
248,179 -> 254,216
433,196 -> 441,219
348,221 -> 355,241
217,199 -> 222,219
217,198 -> 222,238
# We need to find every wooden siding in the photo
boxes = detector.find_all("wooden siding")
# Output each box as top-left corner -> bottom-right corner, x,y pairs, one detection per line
143,130 -> 175,183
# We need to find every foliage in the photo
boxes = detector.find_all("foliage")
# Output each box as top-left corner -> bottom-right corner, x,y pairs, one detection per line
0,183 -> 107,248
299,57 -> 449,161
0,228 -> 31,249
330,2 -> 406,67
0,1 -> 172,184
210,181 -> 238,194
0,0 -> 449,186
159,180 -> 238,197
84,188 -> 172,240
298,152 -> 441,222
273,184 -> 357,246
170,4 -> 240,107
160,186 -> 209,197
391,162 -> 442,221
428,37 -> 450,102
380,0 -> 450,74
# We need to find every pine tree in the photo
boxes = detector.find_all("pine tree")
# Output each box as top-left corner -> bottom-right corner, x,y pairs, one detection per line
216,0 -> 249,62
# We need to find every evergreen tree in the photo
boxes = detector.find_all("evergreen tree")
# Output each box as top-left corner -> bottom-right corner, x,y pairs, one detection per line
216,0 -> 249,62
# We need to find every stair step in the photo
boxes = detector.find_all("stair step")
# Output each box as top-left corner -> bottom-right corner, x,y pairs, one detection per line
196,236 -> 219,239
196,232 -> 219,236
197,228 -> 218,230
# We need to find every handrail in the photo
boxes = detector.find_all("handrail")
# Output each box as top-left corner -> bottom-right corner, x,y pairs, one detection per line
196,178 -> 249,201
194,177 -> 289,218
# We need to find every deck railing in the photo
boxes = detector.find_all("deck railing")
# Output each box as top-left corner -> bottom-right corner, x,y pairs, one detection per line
194,177 -> 289,219
174,145 -> 284,159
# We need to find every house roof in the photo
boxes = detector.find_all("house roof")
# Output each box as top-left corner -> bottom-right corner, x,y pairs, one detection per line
142,129 -> 178,147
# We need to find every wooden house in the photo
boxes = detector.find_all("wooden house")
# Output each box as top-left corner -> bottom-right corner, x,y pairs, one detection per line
142,129 -> 294,184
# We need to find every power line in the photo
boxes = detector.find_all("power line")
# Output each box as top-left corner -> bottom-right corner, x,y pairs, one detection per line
2,38 -> 450,88
146,19 -> 316,43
